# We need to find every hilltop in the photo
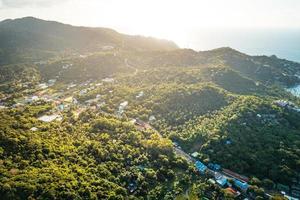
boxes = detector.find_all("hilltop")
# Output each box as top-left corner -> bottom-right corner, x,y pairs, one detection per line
0,17 -> 177,65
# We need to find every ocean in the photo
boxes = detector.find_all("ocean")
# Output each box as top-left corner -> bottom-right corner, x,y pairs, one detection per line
180,28 -> 300,63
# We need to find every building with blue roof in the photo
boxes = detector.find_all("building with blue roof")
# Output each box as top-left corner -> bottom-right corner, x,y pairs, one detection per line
214,164 -> 221,171
216,176 -> 228,187
234,179 -> 249,191
208,163 -> 221,171
195,161 -> 207,174
207,163 -> 221,171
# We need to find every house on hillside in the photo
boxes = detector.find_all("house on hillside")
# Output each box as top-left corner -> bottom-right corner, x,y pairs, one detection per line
30,127 -> 38,131
117,101 -> 128,116
38,83 -> 48,89
48,79 -> 56,86
222,169 -> 249,183
102,78 -> 114,83
136,91 -> 144,98
191,152 -> 200,158
216,175 -> 228,187
38,114 -> 61,122
225,187 -> 241,197
195,161 -> 207,174
234,179 -> 249,191
208,163 -> 221,171
149,115 -> 156,122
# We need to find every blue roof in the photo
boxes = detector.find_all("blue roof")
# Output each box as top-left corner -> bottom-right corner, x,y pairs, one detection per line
226,140 -> 232,145
214,164 -> 221,170
234,179 -> 249,191
216,176 -> 227,186
208,163 -> 221,171
195,161 -> 207,173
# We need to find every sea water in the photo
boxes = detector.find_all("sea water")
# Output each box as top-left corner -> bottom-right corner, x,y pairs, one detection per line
180,28 -> 300,63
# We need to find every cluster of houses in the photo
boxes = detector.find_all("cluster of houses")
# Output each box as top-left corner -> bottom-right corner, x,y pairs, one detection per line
192,154 -> 300,199
2,79 -> 101,124
193,156 -> 249,198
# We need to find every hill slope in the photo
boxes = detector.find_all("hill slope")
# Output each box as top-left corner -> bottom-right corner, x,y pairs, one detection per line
0,17 -> 177,65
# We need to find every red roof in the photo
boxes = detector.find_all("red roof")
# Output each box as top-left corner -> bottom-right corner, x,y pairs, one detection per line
225,187 -> 237,195
222,168 -> 249,182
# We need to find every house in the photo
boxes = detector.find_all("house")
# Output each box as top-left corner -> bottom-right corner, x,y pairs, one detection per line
64,96 -> 73,103
195,161 -> 207,174
208,163 -> 221,171
191,152 -> 199,158
58,104 -> 65,111
149,115 -> 156,122
25,95 -> 40,104
136,91 -> 144,98
130,119 -> 137,124
208,178 -> 216,184
102,78 -> 114,83
38,83 -> 48,89
30,127 -> 38,131
67,83 -> 77,89
234,179 -> 249,191
117,101 -> 128,116
225,187 -> 240,197
222,169 -> 249,183
79,89 -> 88,95
38,114 -> 61,122
48,79 -> 57,85
225,139 -> 232,145
216,175 -> 227,187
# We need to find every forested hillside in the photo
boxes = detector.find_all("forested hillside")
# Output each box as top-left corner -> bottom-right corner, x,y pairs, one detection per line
0,17 -> 177,65
0,17 -> 300,200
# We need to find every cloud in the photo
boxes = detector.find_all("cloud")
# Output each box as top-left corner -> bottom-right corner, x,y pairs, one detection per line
0,0 -> 66,8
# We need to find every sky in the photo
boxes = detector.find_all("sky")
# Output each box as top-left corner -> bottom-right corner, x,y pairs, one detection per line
1,0 -> 300,50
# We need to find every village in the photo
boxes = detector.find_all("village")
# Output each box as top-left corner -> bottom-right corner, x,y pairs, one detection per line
0,75 -> 300,200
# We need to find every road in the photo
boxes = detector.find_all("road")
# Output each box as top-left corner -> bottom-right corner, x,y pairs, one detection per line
125,58 -> 138,75
173,146 -> 194,163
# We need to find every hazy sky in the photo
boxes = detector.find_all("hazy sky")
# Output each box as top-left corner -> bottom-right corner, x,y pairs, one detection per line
1,0 -> 300,47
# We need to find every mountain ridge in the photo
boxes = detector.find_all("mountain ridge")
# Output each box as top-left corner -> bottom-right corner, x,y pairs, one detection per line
0,17 -> 178,65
